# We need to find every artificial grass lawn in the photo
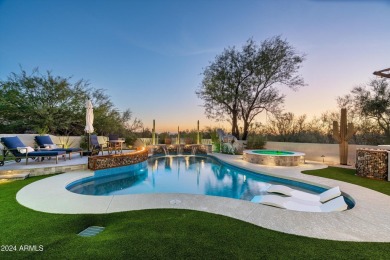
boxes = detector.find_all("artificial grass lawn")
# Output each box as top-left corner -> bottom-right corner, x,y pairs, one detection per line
1,175 -> 390,259
303,166 -> 390,196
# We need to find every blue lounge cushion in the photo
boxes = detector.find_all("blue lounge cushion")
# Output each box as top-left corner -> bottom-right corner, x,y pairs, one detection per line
35,135 -> 82,153
2,136 -> 25,149
51,148 -> 82,153
90,135 -> 102,148
1,136 -> 65,157
35,135 -> 53,147
27,150 -> 66,156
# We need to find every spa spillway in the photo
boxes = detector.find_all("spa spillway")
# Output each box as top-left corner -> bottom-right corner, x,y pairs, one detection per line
243,150 -> 305,166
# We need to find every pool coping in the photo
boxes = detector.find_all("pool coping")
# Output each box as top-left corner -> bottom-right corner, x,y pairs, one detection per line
16,153 -> 390,242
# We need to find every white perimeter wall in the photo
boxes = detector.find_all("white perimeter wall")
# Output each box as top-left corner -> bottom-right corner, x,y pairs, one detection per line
0,134 -> 384,165
265,141 -> 380,166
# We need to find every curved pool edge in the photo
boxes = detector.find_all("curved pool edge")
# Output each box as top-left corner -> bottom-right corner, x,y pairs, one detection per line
65,154 -> 356,208
15,160 -> 390,242
208,154 -> 356,208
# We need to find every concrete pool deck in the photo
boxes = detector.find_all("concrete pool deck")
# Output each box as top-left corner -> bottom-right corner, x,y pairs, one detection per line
13,153 -> 390,242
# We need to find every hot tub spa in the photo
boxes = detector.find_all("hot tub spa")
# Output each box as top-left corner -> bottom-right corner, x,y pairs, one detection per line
243,150 -> 305,166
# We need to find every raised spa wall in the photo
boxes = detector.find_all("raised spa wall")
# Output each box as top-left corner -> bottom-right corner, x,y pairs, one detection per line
243,150 -> 305,166
88,149 -> 149,171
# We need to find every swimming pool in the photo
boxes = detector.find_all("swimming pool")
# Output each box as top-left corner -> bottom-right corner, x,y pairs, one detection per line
67,155 -> 354,208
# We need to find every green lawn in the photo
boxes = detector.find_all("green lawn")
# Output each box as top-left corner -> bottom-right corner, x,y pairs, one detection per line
303,166 -> 390,196
1,173 -> 390,259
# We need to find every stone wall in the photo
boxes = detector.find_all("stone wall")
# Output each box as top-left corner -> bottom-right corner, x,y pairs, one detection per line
134,138 -> 213,147
88,149 -> 148,170
356,149 -> 389,181
0,163 -> 88,177
243,152 -> 304,166
147,144 -> 207,156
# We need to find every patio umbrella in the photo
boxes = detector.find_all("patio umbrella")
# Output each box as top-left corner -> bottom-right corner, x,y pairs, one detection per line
85,99 -> 94,152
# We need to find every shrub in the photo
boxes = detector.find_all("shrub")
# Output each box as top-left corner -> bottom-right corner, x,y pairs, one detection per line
158,132 -> 169,144
79,135 -> 88,150
210,129 -> 221,152
124,134 -> 137,146
213,142 -> 221,152
221,143 -> 235,154
246,135 -> 266,149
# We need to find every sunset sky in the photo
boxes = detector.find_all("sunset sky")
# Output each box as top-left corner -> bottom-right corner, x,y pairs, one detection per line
1,0 -> 389,133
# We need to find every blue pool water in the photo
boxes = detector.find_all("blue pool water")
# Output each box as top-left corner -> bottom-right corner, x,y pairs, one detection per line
67,155 -> 354,207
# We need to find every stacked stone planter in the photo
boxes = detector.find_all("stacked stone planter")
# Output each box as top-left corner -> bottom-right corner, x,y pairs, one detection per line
88,149 -> 148,171
356,148 -> 389,181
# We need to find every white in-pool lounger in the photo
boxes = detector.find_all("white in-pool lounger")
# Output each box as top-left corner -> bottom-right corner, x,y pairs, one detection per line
266,185 -> 341,202
251,195 -> 348,212
251,194 -> 322,206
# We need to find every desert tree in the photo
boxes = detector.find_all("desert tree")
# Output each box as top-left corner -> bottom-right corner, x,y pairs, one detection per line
0,68 -> 142,141
196,36 -> 305,140
0,68 -> 88,134
337,78 -> 390,143
265,112 -> 307,142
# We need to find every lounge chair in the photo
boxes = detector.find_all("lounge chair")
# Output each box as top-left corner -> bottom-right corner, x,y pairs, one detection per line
266,185 -> 341,202
251,194 -> 322,206
251,194 -> 348,212
108,134 -> 124,154
1,136 -> 66,165
90,135 -> 108,156
34,135 -> 82,160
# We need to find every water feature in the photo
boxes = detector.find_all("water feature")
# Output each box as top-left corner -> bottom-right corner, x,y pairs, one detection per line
177,145 -> 183,155
151,144 -> 206,156
161,145 -> 169,156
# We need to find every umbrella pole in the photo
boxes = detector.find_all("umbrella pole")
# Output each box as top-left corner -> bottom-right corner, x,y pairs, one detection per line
88,133 -> 91,152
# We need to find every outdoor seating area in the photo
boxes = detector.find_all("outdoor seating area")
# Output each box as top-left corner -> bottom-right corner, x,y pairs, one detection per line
1,136 -> 67,165
35,135 -> 83,159
0,132 -> 130,167
107,134 -> 125,154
